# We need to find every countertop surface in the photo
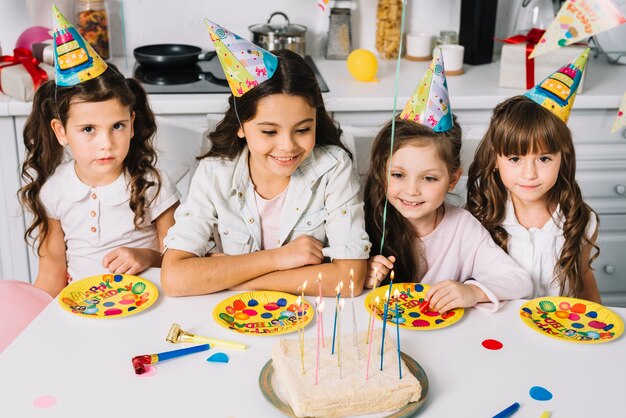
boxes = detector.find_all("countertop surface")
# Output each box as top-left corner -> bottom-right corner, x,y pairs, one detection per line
2,55 -> 626,117
1,268 -> 626,417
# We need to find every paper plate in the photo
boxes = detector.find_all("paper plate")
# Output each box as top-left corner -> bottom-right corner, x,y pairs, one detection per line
364,283 -> 464,330
212,291 -> 314,336
520,297 -> 624,344
259,352 -> 429,418
58,274 -> 158,318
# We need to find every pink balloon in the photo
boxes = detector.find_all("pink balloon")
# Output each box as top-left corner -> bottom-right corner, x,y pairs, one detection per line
15,26 -> 52,51
0,280 -> 52,353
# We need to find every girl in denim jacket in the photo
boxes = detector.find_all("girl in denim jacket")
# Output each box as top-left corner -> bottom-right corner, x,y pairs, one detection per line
162,40 -> 370,296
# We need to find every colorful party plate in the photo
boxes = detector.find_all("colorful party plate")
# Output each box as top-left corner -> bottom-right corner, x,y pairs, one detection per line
58,274 -> 158,318
520,296 -> 624,344
213,291 -> 313,336
365,283 -> 464,330
259,352 -> 429,418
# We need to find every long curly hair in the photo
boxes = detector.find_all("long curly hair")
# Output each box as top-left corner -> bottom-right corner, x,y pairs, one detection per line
201,49 -> 351,160
19,66 -> 160,253
364,117 -> 462,284
466,95 -> 598,297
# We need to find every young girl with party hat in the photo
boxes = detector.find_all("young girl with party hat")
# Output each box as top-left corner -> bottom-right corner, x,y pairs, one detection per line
19,6 -> 180,297
365,50 -> 532,313
467,49 -> 601,303
161,21 -> 369,296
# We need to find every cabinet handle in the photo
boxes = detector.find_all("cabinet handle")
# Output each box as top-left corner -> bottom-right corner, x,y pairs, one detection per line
615,184 -> 626,196
604,265 -> 615,275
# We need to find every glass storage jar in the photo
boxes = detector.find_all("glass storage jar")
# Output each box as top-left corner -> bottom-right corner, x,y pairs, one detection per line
74,0 -> 110,60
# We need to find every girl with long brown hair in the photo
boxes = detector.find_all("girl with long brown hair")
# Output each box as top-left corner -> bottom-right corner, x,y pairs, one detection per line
20,14 -> 179,298
161,24 -> 369,296
467,95 -> 600,302
364,118 -> 532,313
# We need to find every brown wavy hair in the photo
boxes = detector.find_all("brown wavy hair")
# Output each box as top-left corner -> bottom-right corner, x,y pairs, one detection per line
19,66 -> 160,253
466,95 -> 599,297
201,49 -> 351,160
364,117 -> 462,284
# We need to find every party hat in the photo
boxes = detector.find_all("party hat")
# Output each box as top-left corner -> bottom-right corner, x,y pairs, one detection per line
524,48 -> 589,123
204,19 -> 278,97
612,92 -> 626,133
52,4 -> 107,86
530,0 -> 626,59
400,48 -> 453,132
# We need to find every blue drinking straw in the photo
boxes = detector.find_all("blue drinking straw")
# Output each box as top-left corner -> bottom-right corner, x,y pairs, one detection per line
492,402 -> 520,418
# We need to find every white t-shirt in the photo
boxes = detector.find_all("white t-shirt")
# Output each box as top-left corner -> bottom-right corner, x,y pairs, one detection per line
502,199 -> 598,298
255,189 -> 287,250
40,160 -> 180,280
417,203 -> 533,312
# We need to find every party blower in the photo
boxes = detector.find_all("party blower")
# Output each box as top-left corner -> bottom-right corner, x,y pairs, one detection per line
166,323 -> 247,351
132,344 -> 210,375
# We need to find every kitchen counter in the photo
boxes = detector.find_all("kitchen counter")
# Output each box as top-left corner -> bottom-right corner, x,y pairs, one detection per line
3,55 -> 626,116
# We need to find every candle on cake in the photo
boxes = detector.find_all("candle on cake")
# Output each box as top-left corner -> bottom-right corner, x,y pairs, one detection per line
366,296 -> 380,381
337,298 -> 345,378
394,289 -> 402,379
349,271 -> 360,359
380,270 -> 394,371
331,280 -> 343,355
315,298 -> 324,385
367,266 -> 378,343
316,273 -> 325,347
296,296 -> 305,375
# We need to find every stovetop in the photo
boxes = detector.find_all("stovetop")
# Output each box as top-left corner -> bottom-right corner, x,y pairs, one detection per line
133,53 -> 329,94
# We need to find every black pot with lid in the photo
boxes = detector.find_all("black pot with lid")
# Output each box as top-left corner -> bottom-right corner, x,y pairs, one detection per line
249,12 -> 307,56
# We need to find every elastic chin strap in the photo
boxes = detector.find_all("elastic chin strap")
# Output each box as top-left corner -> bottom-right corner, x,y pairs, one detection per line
233,95 -> 244,137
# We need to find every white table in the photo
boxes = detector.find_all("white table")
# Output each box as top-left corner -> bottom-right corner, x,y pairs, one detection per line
1,269 -> 625,417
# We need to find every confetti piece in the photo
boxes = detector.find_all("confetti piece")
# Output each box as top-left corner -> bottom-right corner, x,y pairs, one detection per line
33,395 -> 57,408
207,352 -> 230,363
482,339 -> 504,350
530,386 -> 553,401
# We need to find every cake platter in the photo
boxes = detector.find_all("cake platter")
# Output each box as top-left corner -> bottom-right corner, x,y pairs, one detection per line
58,274 -> 158,318
213,291 -> 314,336
519,296 -> 624,344
365,283 -> 464,330
259,352 -> 429,418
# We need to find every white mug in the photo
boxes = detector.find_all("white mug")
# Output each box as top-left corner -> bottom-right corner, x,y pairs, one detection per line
406,33 -> 433,60
436,44 -> 465,74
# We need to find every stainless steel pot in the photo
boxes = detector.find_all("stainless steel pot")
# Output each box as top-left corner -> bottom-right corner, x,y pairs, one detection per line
249,12 -> 307,56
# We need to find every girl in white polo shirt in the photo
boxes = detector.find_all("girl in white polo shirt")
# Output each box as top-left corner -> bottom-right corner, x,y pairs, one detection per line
161,22 -> 369,296
19,8 -> 179,297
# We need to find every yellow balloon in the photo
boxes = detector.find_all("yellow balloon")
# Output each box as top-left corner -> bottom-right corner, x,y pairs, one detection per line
346,49 -> 378,82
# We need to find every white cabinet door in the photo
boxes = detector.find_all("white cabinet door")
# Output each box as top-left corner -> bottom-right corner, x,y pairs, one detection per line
0,116 -> 30,282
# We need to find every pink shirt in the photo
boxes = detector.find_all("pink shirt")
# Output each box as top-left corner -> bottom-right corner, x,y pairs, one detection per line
419,203 -> 533,312
255,189 -> 287,250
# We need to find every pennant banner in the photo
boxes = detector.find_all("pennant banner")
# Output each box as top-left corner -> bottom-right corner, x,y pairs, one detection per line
530,0 -> 626,58
612,91 -> 626,133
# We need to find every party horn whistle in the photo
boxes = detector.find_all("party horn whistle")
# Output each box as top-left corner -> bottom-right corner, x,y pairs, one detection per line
166,323 -> 247,351
132,344 -> 210,375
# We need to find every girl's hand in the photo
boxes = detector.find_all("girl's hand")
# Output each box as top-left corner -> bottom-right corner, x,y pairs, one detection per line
272,235 -> 324,270
425,280 -> 487,313
102,247 -> 157,275
366,255 -> 396,288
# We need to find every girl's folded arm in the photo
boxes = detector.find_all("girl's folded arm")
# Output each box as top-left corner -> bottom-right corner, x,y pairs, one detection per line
34,219 -> 69,298
229,258 -> 367,296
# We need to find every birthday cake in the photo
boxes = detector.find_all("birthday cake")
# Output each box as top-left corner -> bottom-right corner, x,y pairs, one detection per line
270,328 -> 422,417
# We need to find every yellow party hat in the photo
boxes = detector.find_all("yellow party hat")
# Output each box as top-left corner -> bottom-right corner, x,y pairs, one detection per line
204,19 -> 278,97
52,4 -> 107,86
400,48 -> 453,132
524,48 -> 589,123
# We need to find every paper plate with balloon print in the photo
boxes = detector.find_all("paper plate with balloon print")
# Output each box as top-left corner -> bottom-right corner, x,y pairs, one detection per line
519,297 -> 624,344
213,291 -> 314,336
364,283 -> 464,330
58,274 -> 158,318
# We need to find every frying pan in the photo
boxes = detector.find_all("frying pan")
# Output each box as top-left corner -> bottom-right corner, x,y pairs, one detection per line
134,44 -> 216,68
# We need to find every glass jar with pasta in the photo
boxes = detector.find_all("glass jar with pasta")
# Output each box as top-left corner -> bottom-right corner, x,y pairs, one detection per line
375,0 -> 403,59
74,0 -> 110,60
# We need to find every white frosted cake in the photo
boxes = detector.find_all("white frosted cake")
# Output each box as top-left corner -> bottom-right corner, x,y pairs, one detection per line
270,328 -> 422,417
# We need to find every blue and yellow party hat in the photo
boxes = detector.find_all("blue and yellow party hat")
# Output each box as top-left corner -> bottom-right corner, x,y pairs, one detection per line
524,48 -> 589,123
204,19 -> 278,97
52,4 -> 107,86
400,48 -> 453,132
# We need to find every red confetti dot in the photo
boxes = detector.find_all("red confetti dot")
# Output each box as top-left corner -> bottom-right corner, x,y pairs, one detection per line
482,339 -> 503,350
